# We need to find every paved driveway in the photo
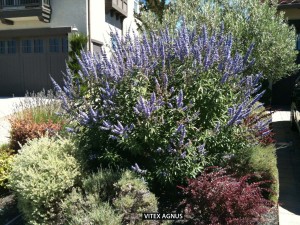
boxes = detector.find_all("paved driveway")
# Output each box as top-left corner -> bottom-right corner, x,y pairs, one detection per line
0,97 -> 25,145
272,110 -> 300,225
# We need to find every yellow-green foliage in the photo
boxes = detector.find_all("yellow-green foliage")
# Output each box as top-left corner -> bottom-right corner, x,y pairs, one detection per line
113,171 -> 158,224
248,145 -> 279,203
235,144 -> 279,203
60,188 -> 122,225
0,145 -> 14,189
8,136 -> 81,225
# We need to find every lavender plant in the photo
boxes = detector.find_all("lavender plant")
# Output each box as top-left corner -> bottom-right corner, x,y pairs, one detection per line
52,22 -> 267,185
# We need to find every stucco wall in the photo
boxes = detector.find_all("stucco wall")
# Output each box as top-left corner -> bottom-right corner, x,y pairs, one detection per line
0,0 -> 137,52
123,0 -> 138,35
89,0 -> 106,45
103,0 -> 137,49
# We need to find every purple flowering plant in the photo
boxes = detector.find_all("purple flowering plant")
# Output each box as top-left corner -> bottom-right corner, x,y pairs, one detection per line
52,20 -> 267,185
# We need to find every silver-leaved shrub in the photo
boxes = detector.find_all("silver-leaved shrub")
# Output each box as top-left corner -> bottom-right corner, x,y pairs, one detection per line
113,170 -> 158,224
60,188 -> 122,225
8,136 -> 81,225
52,21 -> 268,186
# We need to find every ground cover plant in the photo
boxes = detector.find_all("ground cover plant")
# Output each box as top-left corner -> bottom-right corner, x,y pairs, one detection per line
52,20 -> 270,194
0,144 -> 14,189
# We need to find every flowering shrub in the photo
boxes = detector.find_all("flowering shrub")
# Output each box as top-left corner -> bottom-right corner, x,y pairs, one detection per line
52,22 -> 267,185
178,167 -> 273,225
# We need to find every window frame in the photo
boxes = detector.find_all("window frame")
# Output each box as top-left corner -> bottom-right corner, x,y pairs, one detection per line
33,39 -> 44,53
7,40 -> 17,54
49,38 -> 60,53
22,39 -> 32,53
0,41 -> 5,54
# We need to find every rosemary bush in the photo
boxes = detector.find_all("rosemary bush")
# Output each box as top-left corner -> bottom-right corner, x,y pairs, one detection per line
60,189 -> 122,225
52,22 -> 268,186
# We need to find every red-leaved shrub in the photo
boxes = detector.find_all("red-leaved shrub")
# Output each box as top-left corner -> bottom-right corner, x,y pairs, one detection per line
9,117 -> 63,150
178,167 -> 273,225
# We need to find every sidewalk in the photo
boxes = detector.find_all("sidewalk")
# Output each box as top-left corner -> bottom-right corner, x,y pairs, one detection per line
272,110 -> 300,225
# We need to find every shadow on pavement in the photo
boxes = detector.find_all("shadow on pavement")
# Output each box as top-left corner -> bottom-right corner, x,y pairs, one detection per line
272,120 -> 300,215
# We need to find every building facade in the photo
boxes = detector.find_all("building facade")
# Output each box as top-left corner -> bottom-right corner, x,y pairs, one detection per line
0,0 -> 137,96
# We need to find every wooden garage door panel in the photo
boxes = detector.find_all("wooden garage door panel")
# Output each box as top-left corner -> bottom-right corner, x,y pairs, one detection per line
0,36 -> 68,96
23,54 -> 48,93
0,54 -> 23,96
49,54 -> 67,87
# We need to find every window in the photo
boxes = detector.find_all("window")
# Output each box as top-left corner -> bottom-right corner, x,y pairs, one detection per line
34,39 -> 43,53
62,38 -> 68,53
0,41 -> 5,54
93,42 -> 102,54
5,0 -> 14,6
22,40 -> 32,53
20,0 -> 39,4
49,38 -> 60,53
7,40 -> 16,54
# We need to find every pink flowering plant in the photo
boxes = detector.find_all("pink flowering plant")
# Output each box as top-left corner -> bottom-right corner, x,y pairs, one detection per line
52,21 -> 268,186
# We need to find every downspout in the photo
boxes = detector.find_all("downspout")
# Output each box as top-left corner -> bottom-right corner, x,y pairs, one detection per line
88,0 -> 92,51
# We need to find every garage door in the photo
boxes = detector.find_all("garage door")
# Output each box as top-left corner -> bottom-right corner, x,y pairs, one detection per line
0,34 -> 68,96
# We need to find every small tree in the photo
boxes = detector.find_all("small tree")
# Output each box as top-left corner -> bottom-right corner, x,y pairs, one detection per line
139,0 -> 298,83
67,33 -> 88,74
136,0 -> 167,26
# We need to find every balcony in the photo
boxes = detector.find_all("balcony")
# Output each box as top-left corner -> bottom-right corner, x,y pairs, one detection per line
106,0 -> 128,18
0,0 -> 51,24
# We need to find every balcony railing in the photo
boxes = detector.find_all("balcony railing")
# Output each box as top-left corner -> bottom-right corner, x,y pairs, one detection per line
0,0 -> 50,8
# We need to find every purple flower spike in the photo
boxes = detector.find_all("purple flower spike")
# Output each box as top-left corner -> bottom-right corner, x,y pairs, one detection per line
66,127 -> 75,133
177,90 -> 184,108
131,163 -> 147,174
176,124 -> 184,133
197,144 -> 206,155
180,151 -> 187,159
